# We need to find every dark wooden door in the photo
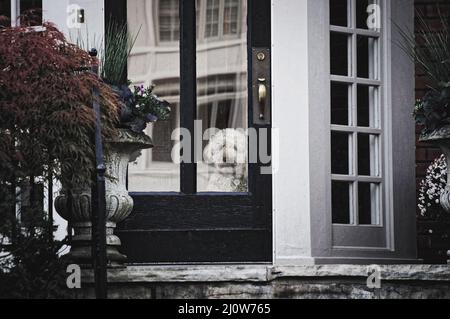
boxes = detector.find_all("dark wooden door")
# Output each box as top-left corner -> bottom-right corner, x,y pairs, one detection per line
113,0 -> 272,263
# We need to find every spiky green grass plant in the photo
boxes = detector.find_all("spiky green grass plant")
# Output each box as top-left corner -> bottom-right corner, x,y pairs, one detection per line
399,10 -> 450,88
72,19 -> 140,85
102,19 -> 139,85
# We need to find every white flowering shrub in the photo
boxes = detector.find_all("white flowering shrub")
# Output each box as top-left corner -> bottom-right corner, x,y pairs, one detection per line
418,154 -> 447,218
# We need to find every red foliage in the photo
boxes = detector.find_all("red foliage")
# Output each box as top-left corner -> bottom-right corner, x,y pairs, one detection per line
0,21 -> 120,189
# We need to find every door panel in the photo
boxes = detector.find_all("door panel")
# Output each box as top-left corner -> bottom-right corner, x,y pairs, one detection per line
119,229 -> 271,263
116,0 -> 272,263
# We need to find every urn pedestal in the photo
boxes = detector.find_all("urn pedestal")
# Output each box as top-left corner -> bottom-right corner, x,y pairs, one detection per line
55,129 -> 153,267
420,126 -> 450,265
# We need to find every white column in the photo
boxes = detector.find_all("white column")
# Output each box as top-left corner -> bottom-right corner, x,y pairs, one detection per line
272,0 -> 314,265
11,0 -> 19,26
42,0 -> 70,34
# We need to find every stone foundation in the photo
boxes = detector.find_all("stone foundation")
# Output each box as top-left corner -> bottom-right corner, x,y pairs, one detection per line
74,265 -> 450,299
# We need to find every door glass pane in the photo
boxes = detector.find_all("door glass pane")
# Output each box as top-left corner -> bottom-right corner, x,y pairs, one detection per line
357,35 -> 378,79
358,133 -> 379,177
358,182 -> 380,225
330,32 -> 349,76
356,0 -> 377,30
331,82 -> 349,125
330,0 -> 348,27
357,85 -> 378,127
127,0 -> 181,192
197,0 -> 248,192
331,131 -> 350,175
332,181 -> 351,224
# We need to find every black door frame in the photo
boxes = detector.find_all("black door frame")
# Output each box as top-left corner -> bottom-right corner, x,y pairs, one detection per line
107,0 -> 273,263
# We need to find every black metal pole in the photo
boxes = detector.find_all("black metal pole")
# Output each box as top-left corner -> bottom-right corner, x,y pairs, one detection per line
89,48 -> 108,299
10,176 -> 17,245
48,169 -> 53,244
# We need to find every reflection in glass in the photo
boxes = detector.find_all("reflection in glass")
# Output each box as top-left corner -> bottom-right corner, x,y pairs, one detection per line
159,0 -> 179,42
197,0 -> 248,192
127,0 -> 181,192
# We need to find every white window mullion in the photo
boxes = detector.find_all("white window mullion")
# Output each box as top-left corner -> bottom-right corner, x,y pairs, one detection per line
350,182 -> 357,225
218,0 -> 225,38
331,125 -> 382,135
350,0 -> 359,224
198,0 -> 206,41
11,0 -> 19,27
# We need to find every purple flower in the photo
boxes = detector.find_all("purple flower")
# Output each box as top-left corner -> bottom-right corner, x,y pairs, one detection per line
144,113 -> 158,123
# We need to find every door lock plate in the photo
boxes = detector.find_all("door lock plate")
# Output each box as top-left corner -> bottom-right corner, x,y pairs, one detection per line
252,48 -> 271,126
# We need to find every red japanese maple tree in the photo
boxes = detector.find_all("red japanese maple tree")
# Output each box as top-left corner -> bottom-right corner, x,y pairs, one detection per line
0,19 -> 120,189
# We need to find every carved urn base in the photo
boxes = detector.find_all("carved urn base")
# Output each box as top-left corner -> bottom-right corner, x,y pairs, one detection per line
54,188 -> 132,267
55,129 -> 153,267
420,126 -> 450,265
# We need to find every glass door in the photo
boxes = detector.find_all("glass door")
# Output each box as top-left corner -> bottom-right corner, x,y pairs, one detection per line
114,0 -> 272,263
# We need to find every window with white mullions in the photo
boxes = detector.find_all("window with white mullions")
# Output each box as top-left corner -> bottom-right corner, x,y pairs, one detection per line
200,0 -> 241,40
158,0 -> 179,42
205,0 -> 220,38
158,0 -> 241,43
223,0 -> 239,35
330,0 -> 383,226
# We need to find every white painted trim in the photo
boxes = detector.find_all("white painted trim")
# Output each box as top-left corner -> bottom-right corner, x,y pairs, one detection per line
272,0 -> 313,265
382,0 -> 395,251
10,0 -> 19,26
330,0 -> 387,229
272,0 -> 416,264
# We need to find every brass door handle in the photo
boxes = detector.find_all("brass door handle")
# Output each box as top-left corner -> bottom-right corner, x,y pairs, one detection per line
252,48 -> 270,125
258,78 -> 267,104
258,78 -> 267,119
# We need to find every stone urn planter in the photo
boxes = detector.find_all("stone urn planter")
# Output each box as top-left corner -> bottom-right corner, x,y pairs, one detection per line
420,125 -> 450,264
55,129 -> 153,266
